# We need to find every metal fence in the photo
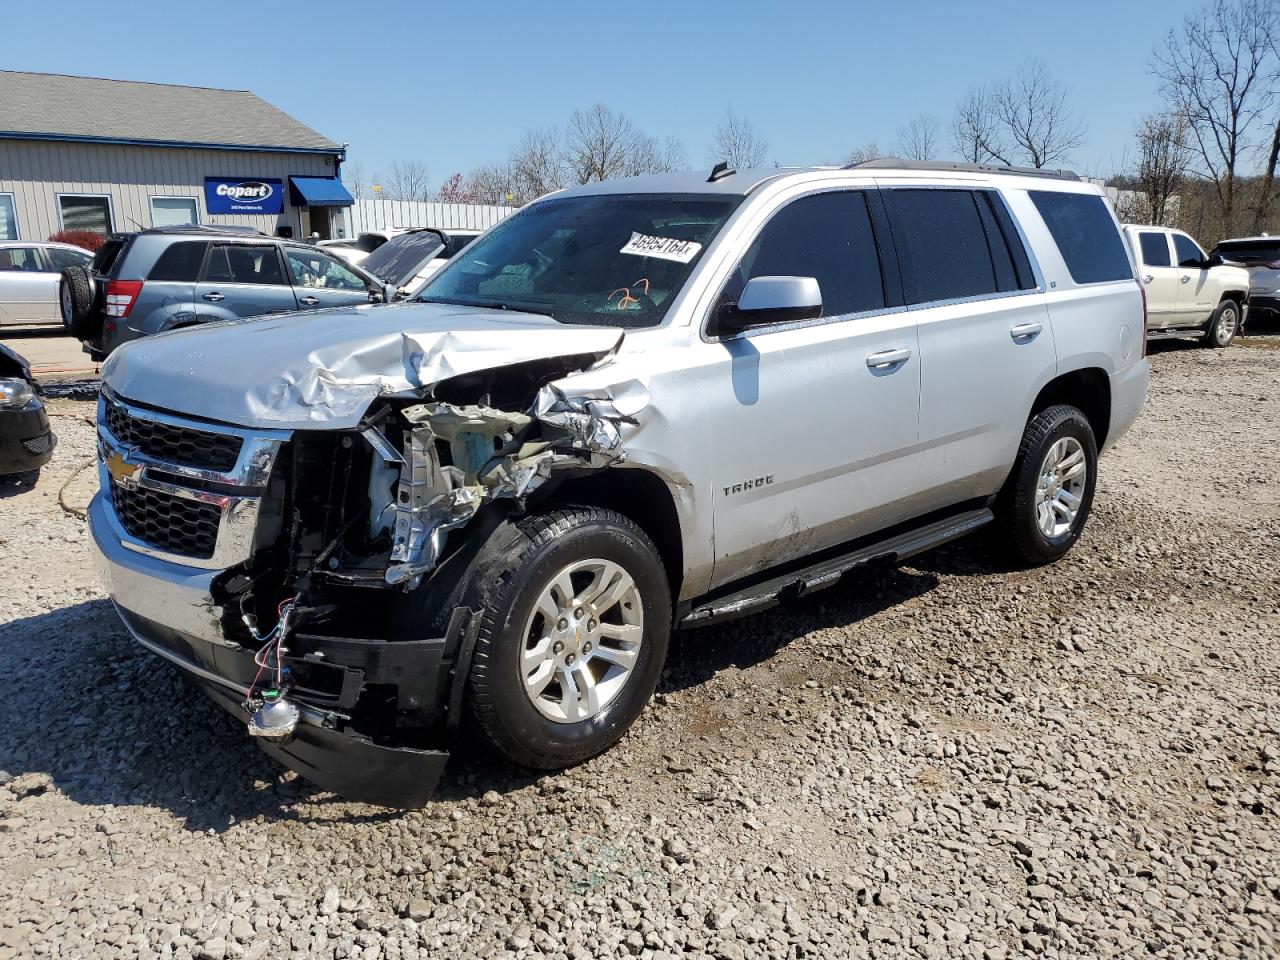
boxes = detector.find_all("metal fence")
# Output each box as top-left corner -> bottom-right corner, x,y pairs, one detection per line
348,198 -> 515,234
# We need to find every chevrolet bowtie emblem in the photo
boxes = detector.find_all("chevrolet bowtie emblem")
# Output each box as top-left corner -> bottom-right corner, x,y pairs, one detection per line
105,451 -> 141,485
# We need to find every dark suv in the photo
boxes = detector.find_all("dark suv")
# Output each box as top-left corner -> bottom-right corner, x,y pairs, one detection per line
60,226 -> 394,359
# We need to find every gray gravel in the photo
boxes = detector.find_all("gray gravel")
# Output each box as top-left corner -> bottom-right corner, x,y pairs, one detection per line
1,340 -> 1279,959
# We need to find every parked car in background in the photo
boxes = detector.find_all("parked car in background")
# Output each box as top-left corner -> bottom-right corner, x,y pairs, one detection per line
318,229 -> 411,266
1123,225 -> 1249,346
1211,236 -> 1280,322
0,241 -> 93,326
59,226 -> 399,359
89,160 -> 1148,805
358,227 -> 481,299
0,343 -> 55,486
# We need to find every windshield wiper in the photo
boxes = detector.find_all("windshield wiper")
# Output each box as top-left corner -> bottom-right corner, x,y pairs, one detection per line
419,294 -> 555,313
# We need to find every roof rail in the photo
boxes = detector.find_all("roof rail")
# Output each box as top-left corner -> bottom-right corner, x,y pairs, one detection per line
846,157 -> 1081,181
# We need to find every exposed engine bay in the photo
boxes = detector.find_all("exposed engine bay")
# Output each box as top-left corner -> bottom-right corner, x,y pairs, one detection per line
197,348 -> 649,789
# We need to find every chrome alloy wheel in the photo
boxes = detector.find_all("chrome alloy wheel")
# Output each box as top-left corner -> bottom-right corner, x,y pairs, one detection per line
1216,304 -> 1239,345
60,284 -> 73,323
1034,437 -> 1087,539
520,558 -> 644,723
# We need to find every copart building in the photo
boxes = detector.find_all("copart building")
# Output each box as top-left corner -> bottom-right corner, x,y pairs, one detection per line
0,70 -> 354,244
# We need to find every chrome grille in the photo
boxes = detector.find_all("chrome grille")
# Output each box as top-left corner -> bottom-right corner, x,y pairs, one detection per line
104,394 -> 242,472
110,482 -> 221,560
96,392 -> 290,569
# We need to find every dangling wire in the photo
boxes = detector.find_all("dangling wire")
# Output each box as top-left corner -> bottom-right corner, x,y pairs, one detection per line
245,597 -> 296,700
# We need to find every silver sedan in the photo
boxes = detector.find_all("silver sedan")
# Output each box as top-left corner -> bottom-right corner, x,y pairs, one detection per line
0,241 -> 93,327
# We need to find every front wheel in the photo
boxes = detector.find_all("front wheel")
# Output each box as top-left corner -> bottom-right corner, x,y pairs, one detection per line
1202,300 -> 1240,348
999,404 -> 1098,566
462,506 -> 671,769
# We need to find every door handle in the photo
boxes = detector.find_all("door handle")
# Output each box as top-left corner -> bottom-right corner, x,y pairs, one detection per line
202,292 -> 224,302
1010,321 -> 1043,341
1181,275 -> 1192,283
1143,275 -> 1153,284
299,295 -> 320,305
865,347 -> 911,369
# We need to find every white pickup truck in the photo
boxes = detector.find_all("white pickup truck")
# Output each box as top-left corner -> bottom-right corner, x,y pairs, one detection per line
1123,225 -> 1250,346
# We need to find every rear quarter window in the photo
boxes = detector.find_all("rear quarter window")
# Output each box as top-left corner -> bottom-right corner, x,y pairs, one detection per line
148,241 -> 208,282
1029,191 -> 1132,284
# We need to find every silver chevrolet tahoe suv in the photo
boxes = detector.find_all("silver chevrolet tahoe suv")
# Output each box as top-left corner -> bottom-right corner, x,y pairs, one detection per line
90,160 -> 1149,806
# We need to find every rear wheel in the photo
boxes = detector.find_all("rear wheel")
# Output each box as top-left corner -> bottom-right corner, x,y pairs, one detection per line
1202,300 -> 1240,348
459,506 -> 671,769
999,405 -> 1097,565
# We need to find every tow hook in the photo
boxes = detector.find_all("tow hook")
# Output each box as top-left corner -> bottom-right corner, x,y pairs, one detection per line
246,688 -> 300,742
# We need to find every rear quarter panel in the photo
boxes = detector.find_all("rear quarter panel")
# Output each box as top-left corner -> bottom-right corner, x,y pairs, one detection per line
1004,188 -> 1144,377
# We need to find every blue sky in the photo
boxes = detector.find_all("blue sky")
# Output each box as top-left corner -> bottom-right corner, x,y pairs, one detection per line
6,0 -> 1205,186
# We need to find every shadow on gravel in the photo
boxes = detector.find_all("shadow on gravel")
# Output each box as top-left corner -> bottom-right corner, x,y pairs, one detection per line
0,534 -> 1020,824
662,561 -> 945,694
0,478 -> 38,499
1,600 -> 416,830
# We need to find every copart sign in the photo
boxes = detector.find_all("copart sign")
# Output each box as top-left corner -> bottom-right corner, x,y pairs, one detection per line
204,177 -> 284,214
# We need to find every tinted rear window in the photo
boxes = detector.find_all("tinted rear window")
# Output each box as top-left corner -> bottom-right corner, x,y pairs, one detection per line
204,244 -> 285,285
1029,191 -> 1131,284
148,241 -> 207,282
1138,232 -> 1171,267
92,237 -> 127,276
1214,240 -> 1280,264
888,190 -> 998,303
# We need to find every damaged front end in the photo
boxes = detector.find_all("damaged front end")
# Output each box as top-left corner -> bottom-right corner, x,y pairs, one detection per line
383,380 -> 644,586
95,332 -> 645,807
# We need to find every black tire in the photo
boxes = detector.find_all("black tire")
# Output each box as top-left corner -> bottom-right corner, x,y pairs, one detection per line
1202,299 -> 1240,348
59,266 -> 99,341
998,404 -> 1098,566
446,506 -> 671,769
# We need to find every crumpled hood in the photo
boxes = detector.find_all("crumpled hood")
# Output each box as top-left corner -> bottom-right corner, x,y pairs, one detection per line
101,302 -> 626,430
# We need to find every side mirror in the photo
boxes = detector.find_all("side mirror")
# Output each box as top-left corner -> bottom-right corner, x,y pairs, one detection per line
716,276 -> 822,335
1204,254 -> 1224,269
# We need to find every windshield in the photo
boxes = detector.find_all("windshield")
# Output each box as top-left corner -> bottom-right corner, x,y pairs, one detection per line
1214,240 -> 1280,266
419,193 -> 742,327
361,230 -> 446,284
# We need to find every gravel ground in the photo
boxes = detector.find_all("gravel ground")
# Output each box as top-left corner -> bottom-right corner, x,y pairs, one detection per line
1,340 -> 1278,960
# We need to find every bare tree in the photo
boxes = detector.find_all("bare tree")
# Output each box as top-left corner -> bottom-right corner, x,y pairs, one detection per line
342,160 -> 368,200
510,127 -> 568,201
991,60 -> 1085,168
565,104 -> 654,183
384,160 -> 433,202
952,88 -> 1009,164
626,135 -> 688,176
846,142 -> 883,165
466,163 -> 520,206
710,110 -> 768,169
1155,0 -> 1277,230
1135,113 -> 1194,225
896,114 -> 940,161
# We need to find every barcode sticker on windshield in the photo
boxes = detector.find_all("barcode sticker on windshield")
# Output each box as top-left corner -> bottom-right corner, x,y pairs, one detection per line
619,232 -> 702,263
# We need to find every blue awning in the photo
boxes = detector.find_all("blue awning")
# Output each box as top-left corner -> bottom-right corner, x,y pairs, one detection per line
289,176 -> 355,207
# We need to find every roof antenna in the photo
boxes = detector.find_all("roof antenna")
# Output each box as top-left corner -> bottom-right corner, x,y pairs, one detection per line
707,161 -> 736,183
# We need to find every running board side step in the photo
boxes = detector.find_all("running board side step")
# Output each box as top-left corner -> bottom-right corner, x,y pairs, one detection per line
679,507 -> 993,628
1146,327 -> 1209,341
